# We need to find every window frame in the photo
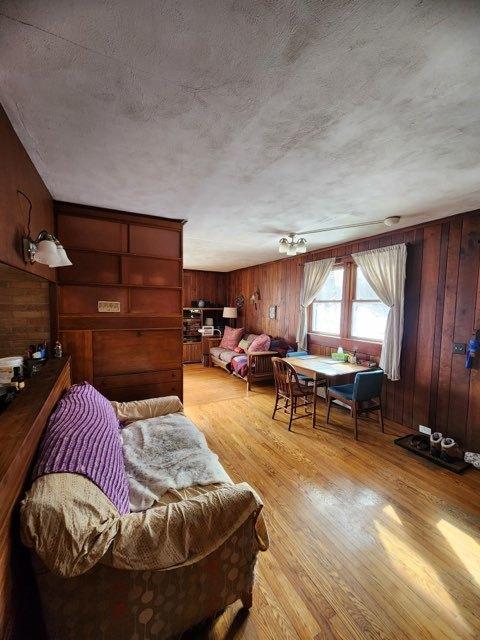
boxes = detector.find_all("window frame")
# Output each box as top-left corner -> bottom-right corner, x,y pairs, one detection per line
309,264 -> 346,337
308,258 -> 386,350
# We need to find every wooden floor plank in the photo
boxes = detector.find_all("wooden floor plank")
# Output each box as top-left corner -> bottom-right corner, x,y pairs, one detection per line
183,365 -> 480,640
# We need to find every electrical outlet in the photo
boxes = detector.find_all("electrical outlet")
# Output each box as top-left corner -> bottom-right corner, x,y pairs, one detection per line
419,424 -> 431,435
453,342 -> 466,355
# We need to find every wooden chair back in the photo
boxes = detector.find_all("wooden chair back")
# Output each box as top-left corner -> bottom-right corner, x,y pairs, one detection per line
272,357 -> 302,397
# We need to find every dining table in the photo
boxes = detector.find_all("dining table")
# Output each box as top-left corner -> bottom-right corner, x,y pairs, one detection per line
285,355 -> 372,429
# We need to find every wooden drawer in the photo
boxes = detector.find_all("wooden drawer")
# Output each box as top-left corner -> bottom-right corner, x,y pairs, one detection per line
95,370 -> 182,402
95,369 -> 181,389
93,329 -> 182,376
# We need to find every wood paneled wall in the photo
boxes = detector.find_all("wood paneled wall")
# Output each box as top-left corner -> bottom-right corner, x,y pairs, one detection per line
228,211 -> 480,450
0,104 -> 55,282
56,202 -> 185,401
0,264 -> 50,357
183,269 -> 228,308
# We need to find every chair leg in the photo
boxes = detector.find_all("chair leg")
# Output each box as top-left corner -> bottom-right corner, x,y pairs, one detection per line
326,393 -> 332,424
353,403 -> 358,440
241,590 -> 253,609
378,397 -> 384,433
288,396 -> 294,431
272,393 -> 279,419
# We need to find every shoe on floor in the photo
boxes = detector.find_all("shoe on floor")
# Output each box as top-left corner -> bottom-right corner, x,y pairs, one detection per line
430,432 -> 443,457
464,451 -> 480,469
440,437 -> 464,462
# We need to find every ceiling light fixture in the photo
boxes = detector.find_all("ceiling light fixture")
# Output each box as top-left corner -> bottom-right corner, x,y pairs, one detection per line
279,216 -> 403,257
278,234 -> 307,256
383,216 -> 401,227
18,190 -> 73,268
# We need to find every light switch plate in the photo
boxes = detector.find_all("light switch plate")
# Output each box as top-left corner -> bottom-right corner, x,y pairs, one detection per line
419,424 -> 431,435
453,342 -> 466,355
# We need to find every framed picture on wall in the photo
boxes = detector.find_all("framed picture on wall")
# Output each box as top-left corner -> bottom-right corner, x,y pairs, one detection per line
269,305 -> 277,319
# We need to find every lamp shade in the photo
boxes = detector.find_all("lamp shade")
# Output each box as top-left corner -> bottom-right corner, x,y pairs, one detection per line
223,306 -> 238,319
54,245 -> 73,267
35,239 -> 60,265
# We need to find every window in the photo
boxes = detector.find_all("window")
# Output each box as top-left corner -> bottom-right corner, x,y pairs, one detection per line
351,269 -> 389,341
311,267 -> 344,335
309,262 -> 389,343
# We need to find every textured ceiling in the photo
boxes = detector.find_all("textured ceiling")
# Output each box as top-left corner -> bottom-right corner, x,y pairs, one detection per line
1,1 -> 480,271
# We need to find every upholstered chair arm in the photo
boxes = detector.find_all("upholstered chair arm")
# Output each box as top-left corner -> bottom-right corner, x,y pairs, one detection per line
111,395 -> 184,424
108,482 -> 268,571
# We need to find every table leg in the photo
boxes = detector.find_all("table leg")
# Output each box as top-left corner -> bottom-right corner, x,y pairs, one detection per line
312,374 -> 318,429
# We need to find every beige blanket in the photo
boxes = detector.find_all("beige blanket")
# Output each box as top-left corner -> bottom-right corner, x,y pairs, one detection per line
20,473 -> 268,577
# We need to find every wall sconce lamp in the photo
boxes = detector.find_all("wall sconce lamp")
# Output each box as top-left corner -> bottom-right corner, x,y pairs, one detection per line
18,190 -> 72,268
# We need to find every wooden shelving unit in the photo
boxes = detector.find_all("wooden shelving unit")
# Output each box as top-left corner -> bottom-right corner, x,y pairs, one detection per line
182,307 -> 225,363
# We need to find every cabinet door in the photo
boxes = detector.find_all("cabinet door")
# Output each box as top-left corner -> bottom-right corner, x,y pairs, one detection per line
59,286 -> 128,315
129,225 -> 181,259
122,256 -> 181,287
183,342 -> 202,363
95,370 -> 182,401
57,214 -> 128,252
93,329 -> 182,376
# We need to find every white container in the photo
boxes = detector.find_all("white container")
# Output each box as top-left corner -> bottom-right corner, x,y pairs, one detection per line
0,356 -> 24,384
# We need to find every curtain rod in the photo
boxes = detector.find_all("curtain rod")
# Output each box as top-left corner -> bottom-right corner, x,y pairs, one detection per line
302,242 -> 410,265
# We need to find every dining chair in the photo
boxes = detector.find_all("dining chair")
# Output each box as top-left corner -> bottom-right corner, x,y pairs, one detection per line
286,351 -> 313,383
326,369 -> 384,440
271,357 -> 315,431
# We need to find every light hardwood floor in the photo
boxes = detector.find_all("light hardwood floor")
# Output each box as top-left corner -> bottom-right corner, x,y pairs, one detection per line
182,364 -> 480,640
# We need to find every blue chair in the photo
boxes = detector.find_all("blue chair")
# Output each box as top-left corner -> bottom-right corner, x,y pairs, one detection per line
326,369 -> 384,440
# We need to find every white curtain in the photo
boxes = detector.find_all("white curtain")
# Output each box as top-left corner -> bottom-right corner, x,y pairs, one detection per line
352,244 -> 407,381
296,257 -> 335,350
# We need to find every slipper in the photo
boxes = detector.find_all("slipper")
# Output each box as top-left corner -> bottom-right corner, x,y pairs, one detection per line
465,452 -> 480,469
440,437 -> 464,462
430,432 -> 443,457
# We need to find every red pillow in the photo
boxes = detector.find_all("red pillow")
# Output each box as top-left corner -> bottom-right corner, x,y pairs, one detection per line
234,346 -> 245,354
248,334 -> 271,353
220,326 -> 244,350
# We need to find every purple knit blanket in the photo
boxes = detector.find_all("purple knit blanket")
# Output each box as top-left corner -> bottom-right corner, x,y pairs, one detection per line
32,382 -> 130,514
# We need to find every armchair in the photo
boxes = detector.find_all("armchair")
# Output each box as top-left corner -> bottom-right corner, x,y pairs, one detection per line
21,395 -> 268,640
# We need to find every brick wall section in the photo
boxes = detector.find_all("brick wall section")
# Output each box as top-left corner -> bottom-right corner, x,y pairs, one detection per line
0,265 -> 50,358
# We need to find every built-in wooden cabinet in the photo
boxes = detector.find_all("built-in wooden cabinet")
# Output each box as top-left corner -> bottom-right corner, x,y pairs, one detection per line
55,202 -> 185,401
182,341 -> 203,364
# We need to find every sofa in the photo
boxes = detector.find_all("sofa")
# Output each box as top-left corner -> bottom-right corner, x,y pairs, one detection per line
20,384 -> 268,640
210,330 -> 293,390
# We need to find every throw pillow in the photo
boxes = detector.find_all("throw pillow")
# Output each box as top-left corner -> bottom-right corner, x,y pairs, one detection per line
219,326 -> 244,350
234,346 -> 245,353
238,337 -> 254,351
248,334 -> 271,353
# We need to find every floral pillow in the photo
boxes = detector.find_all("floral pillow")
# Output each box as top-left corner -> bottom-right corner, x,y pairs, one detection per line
248,334 -> 271,353
219,326 -> 244,350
